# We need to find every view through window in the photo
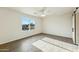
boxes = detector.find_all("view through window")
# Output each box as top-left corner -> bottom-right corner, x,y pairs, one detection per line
21,16 -> 35,31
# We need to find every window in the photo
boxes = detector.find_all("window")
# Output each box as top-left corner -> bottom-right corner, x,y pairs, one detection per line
21,16 -> 35,31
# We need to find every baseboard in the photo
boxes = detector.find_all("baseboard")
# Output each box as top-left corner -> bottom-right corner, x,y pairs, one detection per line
0,33 -> 42,45
0,32 -> 72,45
42,33 -> 72,39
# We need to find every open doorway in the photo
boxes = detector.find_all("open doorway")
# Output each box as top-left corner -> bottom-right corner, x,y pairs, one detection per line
72,7 -> 79,45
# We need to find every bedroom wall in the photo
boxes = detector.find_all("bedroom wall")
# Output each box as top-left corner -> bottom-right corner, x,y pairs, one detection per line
42,14 -> 72,38
0,8 -> 42,44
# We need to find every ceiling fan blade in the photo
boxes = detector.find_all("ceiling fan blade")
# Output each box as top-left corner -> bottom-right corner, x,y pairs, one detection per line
34,7 -> 47,15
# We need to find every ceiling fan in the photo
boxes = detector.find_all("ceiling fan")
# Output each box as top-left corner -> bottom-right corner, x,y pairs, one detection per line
34,7 -> 47,17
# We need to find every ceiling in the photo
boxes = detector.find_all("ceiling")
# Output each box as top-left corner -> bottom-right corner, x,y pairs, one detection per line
11,7 -> 75,17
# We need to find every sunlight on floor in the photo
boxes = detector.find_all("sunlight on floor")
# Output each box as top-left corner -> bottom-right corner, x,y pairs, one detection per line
32,37 -> 79,52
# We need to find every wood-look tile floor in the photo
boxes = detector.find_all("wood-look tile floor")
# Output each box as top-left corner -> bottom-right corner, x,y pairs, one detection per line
0,33 -> 73,52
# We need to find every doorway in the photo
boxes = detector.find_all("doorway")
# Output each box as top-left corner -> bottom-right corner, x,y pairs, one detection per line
72,7 -> 79,45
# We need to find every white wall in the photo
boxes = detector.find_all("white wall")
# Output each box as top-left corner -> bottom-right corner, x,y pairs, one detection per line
0,8 -> 42,44
43,14 -> 72,38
